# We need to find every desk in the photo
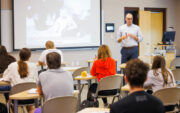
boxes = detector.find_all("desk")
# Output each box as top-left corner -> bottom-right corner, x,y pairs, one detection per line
62,67 -> 81,72
87,60 -> 118,73
0,81 -> 10,86
78,108 -> 110,113
121,84 -> 130,92
10,90 -> 40,113
74,75 -> 96,109
37,62 -> 67,70
119,63 -> 126,69
10,89 -> 79,113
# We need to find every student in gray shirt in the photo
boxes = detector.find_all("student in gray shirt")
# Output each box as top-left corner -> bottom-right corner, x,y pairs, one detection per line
33,52 -> 74,113
37,52 -> 73,101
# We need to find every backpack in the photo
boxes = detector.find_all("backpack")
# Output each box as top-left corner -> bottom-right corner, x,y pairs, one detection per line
80,83 -> 99,110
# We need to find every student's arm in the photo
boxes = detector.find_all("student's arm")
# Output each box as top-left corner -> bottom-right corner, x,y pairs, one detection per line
37,84 -> 43,95
38,51 -> 46,66
38,61 -> 45,66
2,65 -> 12,82
111,60 -> 116,75
90,61 -> 97,76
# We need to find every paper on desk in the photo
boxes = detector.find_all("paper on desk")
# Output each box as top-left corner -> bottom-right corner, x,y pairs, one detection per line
28,88 -> 38,94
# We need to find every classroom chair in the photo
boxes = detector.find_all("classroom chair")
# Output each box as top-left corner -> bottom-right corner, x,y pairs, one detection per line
170,58 -> 180,69
153,87 -> 180,113
8,82 -> 37,113
171,69 -> 180,85
73,67 -> 89,91
42,96 -> 77,113
95,75 -> 123,104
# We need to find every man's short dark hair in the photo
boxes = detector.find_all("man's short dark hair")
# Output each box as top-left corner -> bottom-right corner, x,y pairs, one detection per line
46,52 -> 61,69
125,59 -> 150,87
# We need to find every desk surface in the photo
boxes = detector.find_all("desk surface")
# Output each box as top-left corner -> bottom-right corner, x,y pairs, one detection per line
0,81 -> 10,86
10,90 -> 40,100
121,84 -> 130,92
74,75 -> 96,81
119,63 -> 126,69
74,74 -> 123,81
78,108 -> 109,113
62,67 -> 81,72
10,89 -> 79,100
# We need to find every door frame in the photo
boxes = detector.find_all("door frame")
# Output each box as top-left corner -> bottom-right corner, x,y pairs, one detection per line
144,8 -> 167,33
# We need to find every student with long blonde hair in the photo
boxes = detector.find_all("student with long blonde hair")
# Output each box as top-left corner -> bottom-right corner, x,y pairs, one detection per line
144,55 -> 176,92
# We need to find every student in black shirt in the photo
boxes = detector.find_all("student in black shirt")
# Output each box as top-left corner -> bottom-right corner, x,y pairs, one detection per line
110,59 -> 165,113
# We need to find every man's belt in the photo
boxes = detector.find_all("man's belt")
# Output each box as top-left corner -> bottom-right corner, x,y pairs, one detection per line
123,46 -> 137,49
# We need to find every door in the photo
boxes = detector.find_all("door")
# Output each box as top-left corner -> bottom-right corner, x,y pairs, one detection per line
139,10 -> 152,63
151,12 -> 163,52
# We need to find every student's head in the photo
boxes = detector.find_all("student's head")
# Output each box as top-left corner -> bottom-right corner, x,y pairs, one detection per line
98,45 -> 111,60
46,52 -> 61,69
18,48 -> 31,78
152,55 -> 173,86
125,13 -> 133,26
0,103 -> 8,113
125,59 -> 149,88
45,40 -> 55,49
0,45 -> 8,56
152,55 -> 166,69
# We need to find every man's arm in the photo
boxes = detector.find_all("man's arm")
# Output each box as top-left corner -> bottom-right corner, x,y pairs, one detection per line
127,33 -> 139,41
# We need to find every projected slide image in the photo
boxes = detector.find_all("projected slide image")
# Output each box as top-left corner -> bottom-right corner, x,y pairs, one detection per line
24,0 -> 100,48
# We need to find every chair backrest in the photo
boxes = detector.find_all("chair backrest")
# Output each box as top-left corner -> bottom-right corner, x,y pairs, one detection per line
96,75 -> 122,95
42,96 -> 77,113
72,67 -> 88,78
10,82 -> 37,95
153,87 -> 180,105
170,58 -> 180,69
171,69 -> 180,81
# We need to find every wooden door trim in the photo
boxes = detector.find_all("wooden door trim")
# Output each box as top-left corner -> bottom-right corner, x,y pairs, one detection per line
144,8 -> 167,33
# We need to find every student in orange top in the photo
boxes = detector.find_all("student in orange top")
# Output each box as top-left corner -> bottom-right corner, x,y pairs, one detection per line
90,45 -> 116,107
91,45 -> 116,81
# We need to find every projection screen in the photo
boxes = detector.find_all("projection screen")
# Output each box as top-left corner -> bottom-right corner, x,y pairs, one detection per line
13,0 -> 102,50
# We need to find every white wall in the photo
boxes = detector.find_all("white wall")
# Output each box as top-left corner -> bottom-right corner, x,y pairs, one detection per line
1,0 -> 179,68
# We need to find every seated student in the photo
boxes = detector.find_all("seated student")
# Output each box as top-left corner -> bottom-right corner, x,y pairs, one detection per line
34,52 -> 73,113
144,55 -> 176,93
2,48 -> 38,113
0,45 -> 16,102
38,40 -> 63,65
110,59 -> 165,113
0,102 -> 8,113
90,45 -> 116,107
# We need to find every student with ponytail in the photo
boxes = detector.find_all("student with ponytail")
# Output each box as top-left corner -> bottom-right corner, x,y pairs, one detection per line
144,55 -> 176,92
2,48 -> 38,113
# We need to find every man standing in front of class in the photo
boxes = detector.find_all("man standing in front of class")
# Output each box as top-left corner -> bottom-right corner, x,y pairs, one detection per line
117,13 -> 143,63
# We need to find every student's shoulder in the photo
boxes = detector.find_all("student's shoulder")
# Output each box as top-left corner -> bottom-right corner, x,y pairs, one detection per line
110,95 -> 132,111
145,93 -> 164,107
